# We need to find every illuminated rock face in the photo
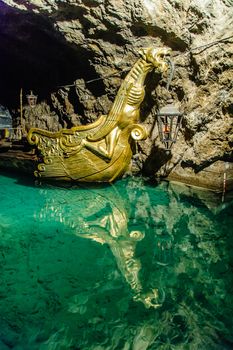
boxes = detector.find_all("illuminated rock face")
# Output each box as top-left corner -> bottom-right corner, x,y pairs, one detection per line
0,0 -> 232,189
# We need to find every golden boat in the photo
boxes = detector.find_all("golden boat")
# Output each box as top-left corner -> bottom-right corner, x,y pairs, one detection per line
27,47 -> 171,182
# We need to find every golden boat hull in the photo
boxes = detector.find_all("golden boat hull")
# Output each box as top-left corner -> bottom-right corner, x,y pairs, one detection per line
28,122 -> 136,182
27,46 -> 171,183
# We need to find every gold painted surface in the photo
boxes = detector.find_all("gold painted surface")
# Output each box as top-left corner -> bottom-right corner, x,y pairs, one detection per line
27,47 -> 171,182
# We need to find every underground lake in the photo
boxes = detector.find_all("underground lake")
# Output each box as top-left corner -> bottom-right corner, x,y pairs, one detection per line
0,172 -> 233,350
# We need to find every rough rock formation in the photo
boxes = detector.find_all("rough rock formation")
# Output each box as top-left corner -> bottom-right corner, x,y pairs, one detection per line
0,0 -> 232,190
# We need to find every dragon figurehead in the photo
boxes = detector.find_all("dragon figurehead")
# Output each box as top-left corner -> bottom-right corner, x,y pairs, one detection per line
87,46 -> 172,146
138,46 -> 172,72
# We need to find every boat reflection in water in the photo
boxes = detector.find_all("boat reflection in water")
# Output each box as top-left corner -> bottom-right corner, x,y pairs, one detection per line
1,174 -> 232,350
36,178 -> 168,310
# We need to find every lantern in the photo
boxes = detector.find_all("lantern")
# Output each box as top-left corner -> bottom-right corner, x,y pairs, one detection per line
157,99 -> 183,151
26,90 -> 37,108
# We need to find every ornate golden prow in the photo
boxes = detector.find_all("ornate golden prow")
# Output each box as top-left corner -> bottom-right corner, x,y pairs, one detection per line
28,46 -> 171,182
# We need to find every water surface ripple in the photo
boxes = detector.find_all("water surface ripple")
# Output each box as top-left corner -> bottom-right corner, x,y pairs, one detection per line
0,173 -> 233,350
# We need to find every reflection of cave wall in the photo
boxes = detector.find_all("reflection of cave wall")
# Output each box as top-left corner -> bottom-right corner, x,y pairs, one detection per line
1,175 -> 233,349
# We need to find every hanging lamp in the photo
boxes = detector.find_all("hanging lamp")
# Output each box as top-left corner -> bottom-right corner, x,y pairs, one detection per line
26,91 -> 37,108
156,57 -> 183,151
157,98 -> 183,151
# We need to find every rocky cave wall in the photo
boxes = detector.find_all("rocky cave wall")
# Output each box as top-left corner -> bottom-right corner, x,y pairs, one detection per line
0,0 -> 233,190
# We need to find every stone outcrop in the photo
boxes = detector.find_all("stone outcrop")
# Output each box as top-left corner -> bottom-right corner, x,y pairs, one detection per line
0,0 -> 232,190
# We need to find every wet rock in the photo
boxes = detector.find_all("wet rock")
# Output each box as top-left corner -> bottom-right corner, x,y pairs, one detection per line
168,160 -> 233,192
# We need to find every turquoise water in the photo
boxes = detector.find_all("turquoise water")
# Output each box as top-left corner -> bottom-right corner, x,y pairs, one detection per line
0,173 -> 233,350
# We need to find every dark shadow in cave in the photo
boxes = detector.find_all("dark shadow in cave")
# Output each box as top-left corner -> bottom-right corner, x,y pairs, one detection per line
140,70 -> 166,122
130,22 -> 189,52
143,144 -> 172,176
0,1 -> 106,110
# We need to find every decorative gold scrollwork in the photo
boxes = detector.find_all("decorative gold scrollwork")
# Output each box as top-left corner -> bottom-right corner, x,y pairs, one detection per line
131,124 -> 148,141
27,46 -> 171,182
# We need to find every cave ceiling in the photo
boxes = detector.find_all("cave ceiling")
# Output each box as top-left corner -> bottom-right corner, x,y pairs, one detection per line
0,1 -> 102,108
0,0 -> 232,113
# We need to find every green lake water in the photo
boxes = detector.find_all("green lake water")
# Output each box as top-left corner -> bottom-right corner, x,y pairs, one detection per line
0,172 -> 233,350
